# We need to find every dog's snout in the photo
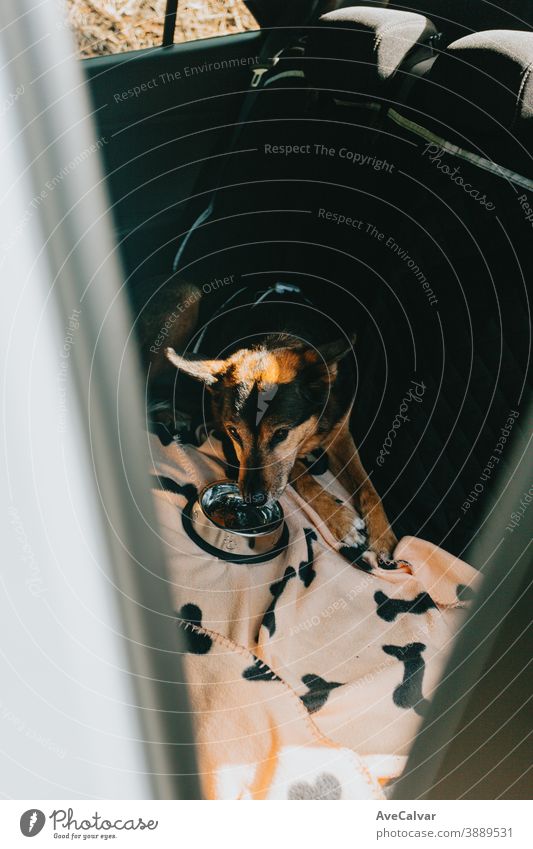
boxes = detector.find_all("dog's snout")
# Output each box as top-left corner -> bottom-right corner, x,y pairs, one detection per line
241,470 -> 268,505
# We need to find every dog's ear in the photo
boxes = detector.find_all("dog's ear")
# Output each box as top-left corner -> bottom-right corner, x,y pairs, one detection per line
165,347 -> 226,386
317,332 -> 356,366
300,333 -> 356,399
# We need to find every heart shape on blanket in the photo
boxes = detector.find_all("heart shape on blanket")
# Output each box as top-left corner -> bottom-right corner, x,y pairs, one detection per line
288,773 -> 342,800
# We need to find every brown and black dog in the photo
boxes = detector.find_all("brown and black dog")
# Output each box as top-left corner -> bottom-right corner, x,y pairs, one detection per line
139,274 -> 397,565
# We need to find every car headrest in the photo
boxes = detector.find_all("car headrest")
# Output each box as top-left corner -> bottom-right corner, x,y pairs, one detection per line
394,30 -> 533,179
306,7 -> 438,102
338,1 -> 533,43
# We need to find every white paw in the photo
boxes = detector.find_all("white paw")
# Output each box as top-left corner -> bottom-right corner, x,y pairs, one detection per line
342,519 -> 366,549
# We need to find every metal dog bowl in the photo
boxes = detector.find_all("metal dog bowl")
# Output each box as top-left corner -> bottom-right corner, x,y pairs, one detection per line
190,481 -> 285,557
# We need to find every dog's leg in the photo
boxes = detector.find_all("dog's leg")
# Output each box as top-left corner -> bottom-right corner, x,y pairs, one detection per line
326,424 -> 397,564
289,460 -> 365,550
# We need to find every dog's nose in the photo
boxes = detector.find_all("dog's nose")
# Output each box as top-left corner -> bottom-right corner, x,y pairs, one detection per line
251,491 -> 268,506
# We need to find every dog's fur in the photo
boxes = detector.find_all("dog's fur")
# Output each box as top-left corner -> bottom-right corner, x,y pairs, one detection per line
140,275 -> 396,564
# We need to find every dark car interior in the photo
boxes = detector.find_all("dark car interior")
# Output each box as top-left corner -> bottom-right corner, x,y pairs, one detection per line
83,0 -> 532,561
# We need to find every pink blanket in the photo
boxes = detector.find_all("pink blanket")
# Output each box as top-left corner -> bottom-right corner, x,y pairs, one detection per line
149,429 -> 480,799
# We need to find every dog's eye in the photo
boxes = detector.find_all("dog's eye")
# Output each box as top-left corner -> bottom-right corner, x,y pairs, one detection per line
227,426 -> 241,443
271,428 -> 289,445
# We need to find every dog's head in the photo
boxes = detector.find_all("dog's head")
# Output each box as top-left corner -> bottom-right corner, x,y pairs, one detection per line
166,336 -> 354,504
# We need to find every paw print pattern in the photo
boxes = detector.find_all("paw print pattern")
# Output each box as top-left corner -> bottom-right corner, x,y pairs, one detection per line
288,773 -> 342,800
259,566 -> 296,638
339,546 -> 373,572
374,590 -> 436,622
151,475 -> 198,507
383,642 -> 429,716
300,673 -> 343,713
176,603 -> 213,654
298,528 -> 318,587
242,658 -> 282,682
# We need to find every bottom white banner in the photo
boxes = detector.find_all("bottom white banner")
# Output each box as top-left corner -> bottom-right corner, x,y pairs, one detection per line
0,800 -> 530,847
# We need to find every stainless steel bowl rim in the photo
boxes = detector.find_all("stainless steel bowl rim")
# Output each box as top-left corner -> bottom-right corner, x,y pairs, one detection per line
198,480 -> 284,538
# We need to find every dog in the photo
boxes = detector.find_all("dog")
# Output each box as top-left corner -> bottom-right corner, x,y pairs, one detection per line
138,273 -> 397,565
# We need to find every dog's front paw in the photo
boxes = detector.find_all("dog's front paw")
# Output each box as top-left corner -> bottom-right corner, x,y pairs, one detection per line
328,509 -> 369,568
326,506 -> 365,548
341,516 -> 367,550
362,529 -> 398,570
